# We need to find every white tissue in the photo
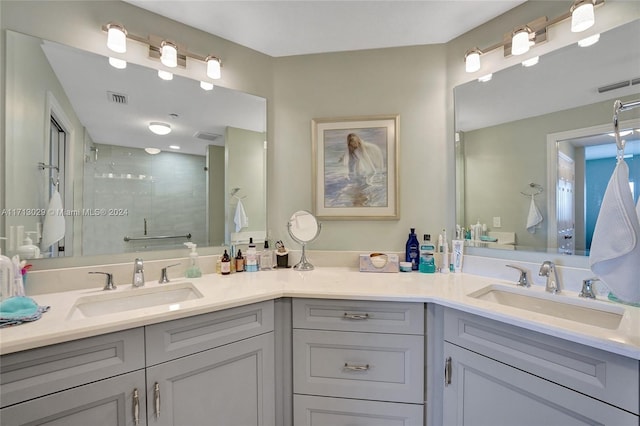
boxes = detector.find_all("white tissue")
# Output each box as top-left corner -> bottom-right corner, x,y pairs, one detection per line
589,160 -> 640,304
234,199 -> 249,232
526,195 -> 543,233
41,191 -> 65,250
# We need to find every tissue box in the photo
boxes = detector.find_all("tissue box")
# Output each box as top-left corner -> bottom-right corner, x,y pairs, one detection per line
359,253 -> 399,273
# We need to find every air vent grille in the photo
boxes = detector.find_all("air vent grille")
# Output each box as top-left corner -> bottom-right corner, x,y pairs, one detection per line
194,131 -> 221,142
597,77 -> 640,93
107,91 -> 128,104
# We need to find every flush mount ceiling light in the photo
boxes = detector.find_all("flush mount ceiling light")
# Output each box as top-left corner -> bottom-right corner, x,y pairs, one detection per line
522,56 -> 540,67
571,0 -> 596,33
148,122 -> 172,135
144,148 -> 161,155
160,41 -> 178,68
463,0 -> 603,74
464,48 -> 482,73
200,81 -> 214,91
206,56 -> 222,80
158,70 -> 173,81
578,33 -> 600,47
106,23 -> 127,53
108,57 -> 127,69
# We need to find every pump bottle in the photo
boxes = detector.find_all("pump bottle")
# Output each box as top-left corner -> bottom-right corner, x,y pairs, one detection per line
245,238 -> 258,272
184,242 -> 202,278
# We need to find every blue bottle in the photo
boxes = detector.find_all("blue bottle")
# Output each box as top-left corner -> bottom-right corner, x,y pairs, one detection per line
405,228 -> 420,271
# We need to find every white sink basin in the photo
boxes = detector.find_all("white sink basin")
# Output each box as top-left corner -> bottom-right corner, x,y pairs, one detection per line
68,282 -> 203,320
467,284 -> 625,330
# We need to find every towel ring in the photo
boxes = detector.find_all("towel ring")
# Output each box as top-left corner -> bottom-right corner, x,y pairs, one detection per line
520,183 -> 543,197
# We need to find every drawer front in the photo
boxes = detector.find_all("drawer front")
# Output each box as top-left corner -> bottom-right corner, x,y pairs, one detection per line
444,308 -> 640,415
145,300 -> 274,365
294,394 -> 423,426
292,298 -> 424,335
0,327 -> 145,408
293,329 -> 424,403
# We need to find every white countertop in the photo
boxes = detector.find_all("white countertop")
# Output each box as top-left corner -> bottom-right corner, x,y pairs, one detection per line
1,268 -> 639,359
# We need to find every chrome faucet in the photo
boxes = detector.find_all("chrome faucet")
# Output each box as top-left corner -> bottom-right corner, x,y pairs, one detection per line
132,258 -> 145,287
89,271 -> 116,291
579,277 -> 599,299
506,264 -> 530,287
539,261 -> 560,294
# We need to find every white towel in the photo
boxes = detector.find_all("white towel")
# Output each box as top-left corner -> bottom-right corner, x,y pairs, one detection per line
233,199 -> 248,232
589,160 -> 640,304
40,191 -> 65,250
526,195 -> 543,233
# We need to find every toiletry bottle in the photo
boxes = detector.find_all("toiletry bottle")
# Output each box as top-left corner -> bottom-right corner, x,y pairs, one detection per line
246,238 -> 258,272
17,232 -> 40,260
0,243 -> 15,301
221,250 -> 231,275
405,228 -> 420,271
184,242 -> 202,278
260,240 -> 274,270
235,249 -> 245,272
419,234 -> 436,273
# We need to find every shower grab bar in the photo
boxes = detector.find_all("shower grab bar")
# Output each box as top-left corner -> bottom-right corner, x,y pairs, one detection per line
124,233 -> 192,242
613,99 -> 640,160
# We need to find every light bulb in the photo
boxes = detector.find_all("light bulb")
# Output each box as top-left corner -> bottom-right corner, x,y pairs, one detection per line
108,57 -> 127,69
465,49 -> 481,73
148,122 -> 171,135
158,70 -> 173,81
106,24 -> 127,53
578,33 -> 600,47
169,145 -> 181,150
206,56 -> 221,80
571,1 -> 595,33
511,28 -> 531,56
200,81 -> 214,91
522,56 -> 539,67
161,41 -> 178,68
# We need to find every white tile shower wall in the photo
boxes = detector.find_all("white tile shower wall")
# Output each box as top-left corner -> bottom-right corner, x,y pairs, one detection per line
82,145 -> 206,256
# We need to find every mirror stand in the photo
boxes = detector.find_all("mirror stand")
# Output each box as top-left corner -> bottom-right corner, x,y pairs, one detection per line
287,210 -> 321,271
294,241 -> 314,271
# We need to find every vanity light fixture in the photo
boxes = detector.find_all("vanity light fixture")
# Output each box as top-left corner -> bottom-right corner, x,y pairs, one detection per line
102,23 -> 223,81
144,148 -> 161,155
158,70 -> 174,81
148,122 -> 172,135
106,23 -> 127,53
478,73 -> 493,83
522,56 -> 540,67
570,0 -> 596,33
578,33 -> 600,47
200,81 -> 214,91
463,0 -> 604,73
108,57 -> 127,69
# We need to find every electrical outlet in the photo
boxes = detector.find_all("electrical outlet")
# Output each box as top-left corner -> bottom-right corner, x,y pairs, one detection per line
493,216 -> 501,228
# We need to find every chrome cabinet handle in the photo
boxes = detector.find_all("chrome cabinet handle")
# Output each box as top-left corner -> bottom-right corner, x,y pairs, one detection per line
343,312 -> 369,320
154,382 -> 161,419
133,388 -> 140,426
445,357 -> 452,386
344,362 -> 370,371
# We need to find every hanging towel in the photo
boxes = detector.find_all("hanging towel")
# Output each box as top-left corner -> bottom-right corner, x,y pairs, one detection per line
526,194 -> 543,233
234,199 -> 249,232
40,190 -> 65,250
589,160 -> 640,304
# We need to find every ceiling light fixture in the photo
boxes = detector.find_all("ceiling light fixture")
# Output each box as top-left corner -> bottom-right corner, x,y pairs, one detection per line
571,0 -> 596,33
578,33 -> 600,47
108,57 -> 127,69
160,41 -> 178,68
169,145 -> 181,150
463,0 -> 603,73
158,70 -> 173,81
102,23 -> 223,81
521,56 -> 539,67
200,81 -> 214,91
148,122 -> 172,135
106,23 -> 127,53
144,148 -> 161,155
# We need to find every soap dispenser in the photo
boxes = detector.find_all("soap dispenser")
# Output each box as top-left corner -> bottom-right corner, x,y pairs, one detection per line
184,242 -> 202,278
17,232 -> 40,260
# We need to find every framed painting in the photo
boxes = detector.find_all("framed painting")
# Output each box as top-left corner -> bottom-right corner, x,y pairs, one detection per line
312,114 -> 399,220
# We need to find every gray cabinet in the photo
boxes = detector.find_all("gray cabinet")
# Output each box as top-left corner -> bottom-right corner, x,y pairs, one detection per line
292,298 -> 424,426
442,308 -> 639,425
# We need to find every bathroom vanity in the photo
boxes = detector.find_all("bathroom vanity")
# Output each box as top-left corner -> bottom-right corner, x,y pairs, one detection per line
0,268 -> 638,426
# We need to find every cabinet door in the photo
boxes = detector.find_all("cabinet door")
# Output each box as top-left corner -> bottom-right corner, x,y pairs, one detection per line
294,394 -> 423,426
146,332 -> 275,426
443,343 -> 638,426
0,370 -> 146,426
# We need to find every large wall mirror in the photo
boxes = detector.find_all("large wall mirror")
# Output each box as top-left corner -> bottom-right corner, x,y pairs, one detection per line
455,18 -> 639,258
3,30 -> 267,265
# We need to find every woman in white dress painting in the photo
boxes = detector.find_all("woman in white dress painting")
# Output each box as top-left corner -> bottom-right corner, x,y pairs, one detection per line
345,133 -> 385,185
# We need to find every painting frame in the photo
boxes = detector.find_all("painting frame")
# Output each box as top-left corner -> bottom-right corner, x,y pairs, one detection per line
312,114 -> 399,220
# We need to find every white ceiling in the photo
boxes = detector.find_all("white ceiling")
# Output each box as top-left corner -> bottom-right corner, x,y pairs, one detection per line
123,0 -> 526,57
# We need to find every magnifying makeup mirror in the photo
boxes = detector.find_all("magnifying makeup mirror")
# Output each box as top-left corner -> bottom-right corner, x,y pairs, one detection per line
287,210 -> 321,271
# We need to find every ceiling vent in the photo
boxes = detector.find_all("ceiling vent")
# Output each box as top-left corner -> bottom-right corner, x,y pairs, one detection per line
194,131 -> 221,142
597,78 -> 640,94
107,91 -> 128,104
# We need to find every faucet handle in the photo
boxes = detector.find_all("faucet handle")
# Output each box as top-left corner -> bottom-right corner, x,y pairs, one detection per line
159,263 -> 180,284
579,277 -> 599,299
89,271 -> 116,291
506,264 -> 530,287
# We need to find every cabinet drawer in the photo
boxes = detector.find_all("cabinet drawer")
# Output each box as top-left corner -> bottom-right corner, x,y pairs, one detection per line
444,308 -> 639,414
294,394 -> 423,426
292,298 -> 424,334
0,328 -> 145,408
145,300 -> 274,365
293,329 -> 423,404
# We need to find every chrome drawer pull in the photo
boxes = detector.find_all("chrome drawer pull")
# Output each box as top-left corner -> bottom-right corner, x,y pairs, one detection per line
344,363 -> 370,371
154,382 -> 161,419
132,388 -> 140,426
343,312 -> 369,320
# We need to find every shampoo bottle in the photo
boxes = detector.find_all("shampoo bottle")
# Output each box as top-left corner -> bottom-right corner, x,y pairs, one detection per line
245,238 -> 258,272
405,228 -> 420,271
184,242 -> 202,278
